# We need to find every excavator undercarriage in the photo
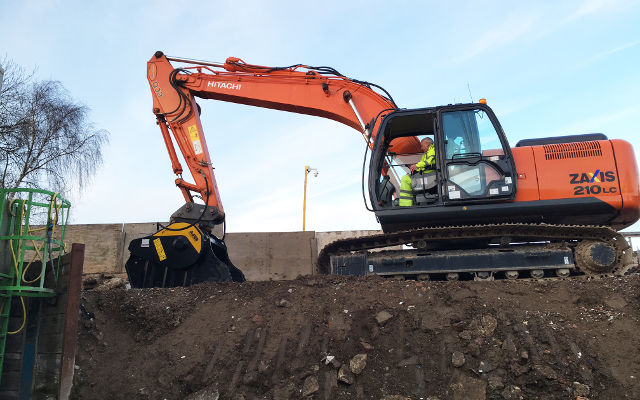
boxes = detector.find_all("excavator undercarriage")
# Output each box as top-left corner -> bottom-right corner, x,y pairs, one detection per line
319,223 -> 636,281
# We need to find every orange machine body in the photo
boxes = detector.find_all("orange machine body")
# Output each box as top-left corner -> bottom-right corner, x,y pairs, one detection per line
512,139 -> 639,229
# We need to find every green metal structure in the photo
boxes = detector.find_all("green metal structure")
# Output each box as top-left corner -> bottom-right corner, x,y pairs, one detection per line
0,188 -> 71,383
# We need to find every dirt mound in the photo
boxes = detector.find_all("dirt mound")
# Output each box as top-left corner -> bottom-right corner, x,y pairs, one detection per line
73,275 -> 640,400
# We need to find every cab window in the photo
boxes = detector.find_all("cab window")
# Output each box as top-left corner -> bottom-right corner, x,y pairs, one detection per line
441,110 -> 504,159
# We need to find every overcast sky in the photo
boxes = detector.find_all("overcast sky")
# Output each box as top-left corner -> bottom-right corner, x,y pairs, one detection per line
1,0 -> 639,234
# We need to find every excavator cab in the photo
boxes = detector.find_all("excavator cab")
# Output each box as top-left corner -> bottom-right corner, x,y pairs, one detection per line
370,103 -> 518,232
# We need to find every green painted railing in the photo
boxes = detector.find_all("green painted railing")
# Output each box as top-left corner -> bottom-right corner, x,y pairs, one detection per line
0,188 -> 71,383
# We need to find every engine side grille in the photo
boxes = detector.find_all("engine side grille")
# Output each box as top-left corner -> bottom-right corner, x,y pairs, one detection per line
543,141 -> 602,160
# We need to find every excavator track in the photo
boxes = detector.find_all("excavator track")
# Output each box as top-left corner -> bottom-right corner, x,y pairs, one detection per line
317,223 -> 636,280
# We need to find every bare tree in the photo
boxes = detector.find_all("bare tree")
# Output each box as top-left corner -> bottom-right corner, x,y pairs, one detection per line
0,57 -> 108,194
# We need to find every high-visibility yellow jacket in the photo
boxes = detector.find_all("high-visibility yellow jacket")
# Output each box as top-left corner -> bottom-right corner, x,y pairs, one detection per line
415,144 -> 435,173
399,144 -> 436,206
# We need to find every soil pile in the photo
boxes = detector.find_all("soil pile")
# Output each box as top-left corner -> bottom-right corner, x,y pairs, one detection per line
74,275 -> 640,400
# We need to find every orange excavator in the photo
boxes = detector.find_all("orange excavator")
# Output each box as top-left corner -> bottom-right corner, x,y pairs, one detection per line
125,51 -> 640,288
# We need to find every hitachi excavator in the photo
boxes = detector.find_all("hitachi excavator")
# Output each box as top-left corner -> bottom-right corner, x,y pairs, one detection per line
124,51 -> 640,288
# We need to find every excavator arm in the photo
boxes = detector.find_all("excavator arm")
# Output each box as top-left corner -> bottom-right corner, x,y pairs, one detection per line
146,51 -> 417,226
127,51 -> 418,288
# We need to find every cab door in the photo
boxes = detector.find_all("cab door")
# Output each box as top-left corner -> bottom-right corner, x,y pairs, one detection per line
437,105 -> 517,204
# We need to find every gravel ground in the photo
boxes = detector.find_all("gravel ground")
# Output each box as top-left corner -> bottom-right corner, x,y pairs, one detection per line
73,274 -> 640,400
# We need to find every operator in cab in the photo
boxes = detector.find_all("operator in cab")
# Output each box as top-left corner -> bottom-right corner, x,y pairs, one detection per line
399,137 -> 436,206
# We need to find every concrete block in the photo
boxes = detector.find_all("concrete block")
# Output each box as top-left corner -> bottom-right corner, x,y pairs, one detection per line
2,353 -> 23,372
35,353 -> 60,376
225,231 -> 316,280
37,313 -> 65,336
0,371 -> 21,394
35,331 -> 63,354
61,224 -> 123,274
5,332 -> 24,349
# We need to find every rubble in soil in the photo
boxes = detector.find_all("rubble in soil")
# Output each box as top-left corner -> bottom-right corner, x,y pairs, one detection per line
73,274 -> 640,400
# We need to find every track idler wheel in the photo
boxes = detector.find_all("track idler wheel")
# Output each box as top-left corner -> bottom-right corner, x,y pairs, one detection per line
574,240 -> 617,275
505,271 -> 519,280
531,269 -> 544,279
446,273 -> 459,281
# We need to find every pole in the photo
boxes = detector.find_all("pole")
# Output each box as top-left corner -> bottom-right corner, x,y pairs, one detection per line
302,166 -> 318,232
303,166 -> 309,231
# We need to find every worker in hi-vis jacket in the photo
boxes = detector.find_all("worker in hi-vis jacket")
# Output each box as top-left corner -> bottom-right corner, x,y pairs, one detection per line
399,137 -> 436,206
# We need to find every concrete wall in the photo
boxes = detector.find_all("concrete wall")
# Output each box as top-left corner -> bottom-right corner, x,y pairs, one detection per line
60,223 -> 347,280
62,224 -> 123,275
52,224 -> 402,281
225,232 -> 317,280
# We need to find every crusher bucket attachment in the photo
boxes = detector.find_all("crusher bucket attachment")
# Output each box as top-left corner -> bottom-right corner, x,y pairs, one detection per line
125,222 -> 245,288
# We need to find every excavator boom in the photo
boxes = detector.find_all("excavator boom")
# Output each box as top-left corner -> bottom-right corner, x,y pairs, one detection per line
145,51 -> 412,224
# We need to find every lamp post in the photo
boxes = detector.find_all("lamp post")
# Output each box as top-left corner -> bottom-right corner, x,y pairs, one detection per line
303,165 -> 318,231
